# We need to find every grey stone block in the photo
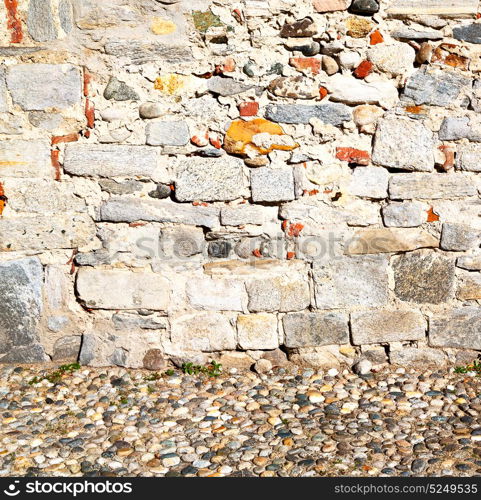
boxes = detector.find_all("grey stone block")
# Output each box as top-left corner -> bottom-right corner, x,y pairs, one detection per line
453,23 -> 481,44
313,256 -> 389,309
53,335 -> 81,361
440,223 -> 481,251
0,259 -> 43,356
351,310 -> 426,344
59,0 -> 74,33
64,144 -> 158,177
265,103 -> 351,126
457,144 -> 481,172
372,117 -> 435,172
0,344 -> 48,363
382,201 -> 428,227
206,77 -> 253,96
7,64 -> 82,111
283,312 -> 349,348
250,167 -> 295,202
0,67 -> 7,113
429,307 -> 481,349
393,252 -> 455,304
103,77 -> 139,101
27,0 -> 58,42
104,40 -> 193,65
439,116 -> 481,142
348,167 -> 389,199
175,157 -> 245,202
146,121 -> 190,147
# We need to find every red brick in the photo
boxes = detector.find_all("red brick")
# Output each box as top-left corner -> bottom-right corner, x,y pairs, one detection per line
336,147 -> 370,166
289,57 -> 321,75
353,60 -> 373,79
370,30 -> 384,45
239,102 -> 259,117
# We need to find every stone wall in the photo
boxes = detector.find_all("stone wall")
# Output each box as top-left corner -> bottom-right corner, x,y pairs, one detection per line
1,0 -> 481,370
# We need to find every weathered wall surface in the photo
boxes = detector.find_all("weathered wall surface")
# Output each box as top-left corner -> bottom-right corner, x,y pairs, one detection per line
1,0 -> 481,370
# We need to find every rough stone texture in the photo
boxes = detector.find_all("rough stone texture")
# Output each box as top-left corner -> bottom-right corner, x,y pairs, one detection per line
372,118 -> 435,172
457,144 -> 481,172
175,156 -> 245,202
146,121 -> 190,146
351,310 -> 426,344
438,116 -> 481,142
313,256 -> 389,309
283,312 -> 349,348
0,67 -> 7,113
456,254 -> 481,271
237,313 -> 279,350
368,43 -> 415,77
104,77 -> 139,101
143,349 -> 167,371
0,140 -> 51,178
6,65 -> 82,111
0,259 -> 44,360
440,223 -> 480,252
389,174 -> 477,200
265,103 -> 351,126
52,336 -> 82,361
453,24 -> 481,44
313,0 -> 351,12
429,307 -> 481,350
382,202 -> 429,227
393,252 -> 455,304
389,347 -> 446,366
100,198 -> 220,229
403,68 -> 471,107
64,144 -> 158,177
76,269 -> 170,310
27,0 -> 58,42
346,228 -> 438,254
388,0 -> 478,17
250,168 -> 295,202
170,312 -> 237,352
456,272 -> 481,300
221,205 -> 265,226
348,167 -> 389,199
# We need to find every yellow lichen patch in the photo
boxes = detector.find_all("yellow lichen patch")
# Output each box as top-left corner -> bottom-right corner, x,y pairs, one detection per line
346,16 -> 373,38
154,74 -> 191,95
151,17 -> 177,35
223,118 -> 298,156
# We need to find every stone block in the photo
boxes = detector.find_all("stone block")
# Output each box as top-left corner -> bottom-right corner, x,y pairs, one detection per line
387,0 -> 478,17
440,223 -> 481,251
159,225 -> 205,259
456,271 -> 481,300
76,269 -> 170,310
345,228 -> 438,254
368,42 -> 415,77
265,103 -> 351,126
393,252 -> 455,304
52,336 -> 82,361
0,258 -> 44,357
382,201 -> 429,227
389,347 -> 446,366
456,254 -> 481,271
453,23 -> 481,44
372,117 -> 435,172
389,174 -> 477,200
221,205 -> 265,226
7,64 -> 82,111
246,276 -> 310,312
237,313 -> 279,350
348,166 -> 389,199
0,140 -> 51,178
438,116 -> 481,142
250,167 -> 295,202
99,197 -> 220,229
457,144 -> 481,172
313,0 -> 351,12
64,144 -> 159,178
313,256 -> 389,309
170,312 -> 237,351
0,67 -> 7,113
104,40 -> 193,65
283,312 -> 349,348
27,0 -> 58,42
146,121 -> 190,146
187,278 -> 246,311
0,215 -> 95,252
429,307 -> 481,350
175,157 -> 245,202
351,310 -> 426,344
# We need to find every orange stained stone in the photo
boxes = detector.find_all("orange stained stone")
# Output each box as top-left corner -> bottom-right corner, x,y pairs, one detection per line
286,251 -> 296,260
353,60 -> 373,79
370,30 -> 384,45
426,207 -> 440,222
289,57 -> 322,75
319,86 -> 328,100
223,118 -> 298,156
239,101 -> 259,117
0,182 -> 6,216
336,147 -> 370,165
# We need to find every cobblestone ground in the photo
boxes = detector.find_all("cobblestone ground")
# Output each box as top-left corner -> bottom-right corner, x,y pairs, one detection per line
0,364 -> 480,478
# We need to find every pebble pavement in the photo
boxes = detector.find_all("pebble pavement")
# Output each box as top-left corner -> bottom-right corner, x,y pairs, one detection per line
0,364 -> 480,478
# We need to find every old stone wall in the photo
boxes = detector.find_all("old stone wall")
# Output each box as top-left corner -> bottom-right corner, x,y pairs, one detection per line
1,0 -> 481,370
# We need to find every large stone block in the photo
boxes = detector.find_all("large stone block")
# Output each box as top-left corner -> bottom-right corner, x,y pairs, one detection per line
0,258 -> 45,359
389,347 -> 446,366
457,144 -> 481,172
372,117 -> 435,172
351,310 -> 426,344
27,0 -> 58,42
382,201 -> 429,227
221,205 -> 265,226
170,312 -> 237,351
265,103 -> 351,126
104,40 -> 193,65
6,64 -> 82,111
393,252 -> 455,304
0,140 -> 51,178
187,278 -> 246,311
237,313 -> 279,350
76,269 -> 170,310
250,167 -> 295,202
99,197 -> 220,229
453,24 -> 481,44
0,215 -> 95,251
64,144 -> 159,178
403,68 -> 471,107
146,121 -> 190,147
387,0 -> 478,17
440,223 -> 481,252
346,228 -> 438,254
456,271 -> 481,300
389,174 -> 477,200
348,167 -> 389,199
246,276 -> 310,312
429,307 -> 481,350
313,256 -> 389,309
438,116 -> 481,142
175,157 -> 246,202
283,311 -> 349,348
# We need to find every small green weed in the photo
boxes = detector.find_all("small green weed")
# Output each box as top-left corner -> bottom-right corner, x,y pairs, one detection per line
29,363 -> 81,385
181,360 -> 222,378
454,359 -> 481,376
